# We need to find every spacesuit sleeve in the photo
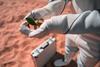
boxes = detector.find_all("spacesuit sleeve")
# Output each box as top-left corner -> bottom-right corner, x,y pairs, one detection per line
32,0 -> 66,19
67,10 -> 100,34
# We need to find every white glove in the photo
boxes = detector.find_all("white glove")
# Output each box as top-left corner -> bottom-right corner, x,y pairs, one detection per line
28,15 -> 69,37
24,10 -> 41,20
24,0 -> 65,20
19,22 -> 31,35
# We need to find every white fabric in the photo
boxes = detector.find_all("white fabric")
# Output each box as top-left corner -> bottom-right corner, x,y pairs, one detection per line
72,0 -> 94,13
65,34 -> 99,67
30,0 -> 65,19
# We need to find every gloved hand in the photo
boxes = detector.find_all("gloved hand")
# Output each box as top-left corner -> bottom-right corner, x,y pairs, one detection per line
24,9 -> 41,20
23,0 -> 67,28
27,15 -> 69,37
24,9 -> 44,29
19,21 -> 32,35
24,0 -> 66,21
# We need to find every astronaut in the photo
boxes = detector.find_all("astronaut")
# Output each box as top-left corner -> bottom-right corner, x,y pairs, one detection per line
20,0 -> 100,67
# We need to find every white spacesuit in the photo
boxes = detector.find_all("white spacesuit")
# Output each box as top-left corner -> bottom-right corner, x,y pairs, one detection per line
20,0 -> 100,67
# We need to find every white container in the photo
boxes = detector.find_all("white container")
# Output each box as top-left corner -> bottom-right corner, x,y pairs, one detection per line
31,37 -> 56,67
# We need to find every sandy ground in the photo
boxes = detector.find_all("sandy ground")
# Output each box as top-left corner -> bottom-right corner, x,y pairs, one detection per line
0,0 -> 99,67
